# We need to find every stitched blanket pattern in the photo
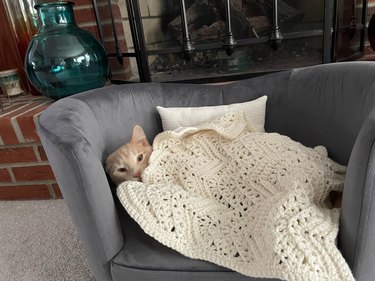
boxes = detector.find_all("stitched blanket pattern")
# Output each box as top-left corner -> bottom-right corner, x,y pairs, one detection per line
117,111 -> 354,281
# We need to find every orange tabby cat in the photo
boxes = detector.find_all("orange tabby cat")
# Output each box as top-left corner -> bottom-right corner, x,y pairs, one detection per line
106,125 -> 153,185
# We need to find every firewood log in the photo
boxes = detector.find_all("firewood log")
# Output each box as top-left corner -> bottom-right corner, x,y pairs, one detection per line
247,16 -> 271,36
168,1 -> 250,42
243,0 -> 303,23
190,21 -> 226,43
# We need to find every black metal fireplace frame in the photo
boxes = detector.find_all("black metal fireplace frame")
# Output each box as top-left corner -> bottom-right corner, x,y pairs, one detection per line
94,0 -> 368,83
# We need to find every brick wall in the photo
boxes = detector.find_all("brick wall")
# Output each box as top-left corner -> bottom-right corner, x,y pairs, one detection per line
0,95 -> 61,200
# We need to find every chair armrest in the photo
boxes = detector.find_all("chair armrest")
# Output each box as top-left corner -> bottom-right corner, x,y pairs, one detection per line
340,106 -> 375,281
38,98 -> 123,281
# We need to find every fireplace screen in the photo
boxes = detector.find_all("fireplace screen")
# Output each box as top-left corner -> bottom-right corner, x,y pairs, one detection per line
106,0 -> 367,82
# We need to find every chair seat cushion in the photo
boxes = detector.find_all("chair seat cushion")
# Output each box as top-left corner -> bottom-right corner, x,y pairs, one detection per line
111,211 -> 279,281
113,211 -> 229,272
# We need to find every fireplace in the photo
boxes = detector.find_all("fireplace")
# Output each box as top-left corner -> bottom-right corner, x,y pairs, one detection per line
99,0 -> 368,83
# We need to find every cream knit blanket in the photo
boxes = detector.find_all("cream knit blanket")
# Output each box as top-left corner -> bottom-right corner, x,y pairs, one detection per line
117,111 -> 354,281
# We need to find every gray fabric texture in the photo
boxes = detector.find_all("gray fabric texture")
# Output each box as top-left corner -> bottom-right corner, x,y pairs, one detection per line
0,200 -> 95,281
111,264 -> 278,281
38,61 -> 375,281
38,100 -> 124,281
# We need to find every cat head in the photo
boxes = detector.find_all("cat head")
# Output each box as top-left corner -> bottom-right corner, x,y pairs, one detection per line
106,125 -> 153,185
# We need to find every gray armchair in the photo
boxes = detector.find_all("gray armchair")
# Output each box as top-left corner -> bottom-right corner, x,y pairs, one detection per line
38,62 -> 375,281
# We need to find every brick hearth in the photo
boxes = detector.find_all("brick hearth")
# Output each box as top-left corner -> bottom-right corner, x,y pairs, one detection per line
0,95 -> 62,200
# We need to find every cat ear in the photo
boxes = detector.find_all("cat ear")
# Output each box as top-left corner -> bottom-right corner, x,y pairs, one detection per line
131,125 -> 150,146
105,153 -> 114,173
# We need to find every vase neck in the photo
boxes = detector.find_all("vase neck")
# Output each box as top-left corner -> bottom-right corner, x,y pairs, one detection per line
35,2 -> 76,31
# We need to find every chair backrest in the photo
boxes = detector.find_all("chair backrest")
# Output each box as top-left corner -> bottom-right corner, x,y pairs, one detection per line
74,62 -> 375,166
222,62 -> 375,165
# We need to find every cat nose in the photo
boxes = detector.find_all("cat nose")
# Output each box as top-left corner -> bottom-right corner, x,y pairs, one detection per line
134,171 -> 141,178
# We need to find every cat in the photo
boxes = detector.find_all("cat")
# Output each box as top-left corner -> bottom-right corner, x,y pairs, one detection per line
106,125 -> 153,185
106,125 -> 343,208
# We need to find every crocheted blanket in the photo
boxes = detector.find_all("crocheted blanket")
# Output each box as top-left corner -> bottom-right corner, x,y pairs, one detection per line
117,111 -> 354,281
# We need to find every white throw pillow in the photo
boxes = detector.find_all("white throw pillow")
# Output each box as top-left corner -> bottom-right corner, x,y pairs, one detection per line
156,95 -> 267,132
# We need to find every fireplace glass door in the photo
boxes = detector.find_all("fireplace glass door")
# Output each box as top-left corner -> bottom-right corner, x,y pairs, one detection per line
335,0 -> 367,61
112,0 -> 366,82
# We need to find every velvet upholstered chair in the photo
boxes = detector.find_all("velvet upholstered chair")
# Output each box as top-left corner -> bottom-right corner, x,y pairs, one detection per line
38,62 -> 375,281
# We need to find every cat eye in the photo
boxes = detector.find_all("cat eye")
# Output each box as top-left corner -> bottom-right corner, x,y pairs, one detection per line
117,167 -> 127,173
137,154 -> 143,162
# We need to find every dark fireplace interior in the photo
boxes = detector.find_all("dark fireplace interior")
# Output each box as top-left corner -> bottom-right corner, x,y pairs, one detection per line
149,1 -> 322,81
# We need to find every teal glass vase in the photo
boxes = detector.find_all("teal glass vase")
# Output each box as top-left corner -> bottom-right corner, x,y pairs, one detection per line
25,1 -> 108,99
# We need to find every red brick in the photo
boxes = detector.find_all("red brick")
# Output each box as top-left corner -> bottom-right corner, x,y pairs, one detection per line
0,185 -> 51,200
2,102 -> 41,119
16,116 -> 41,143
102,4 -> 121,20
0,103 -> 28,116
104,39 -> 128,53
74,7 -> 96,24
0,168 -> 11,182
73,0 -> 94,6
0,119 -> 19,145
0,102 -> 49,145
0,147 -> 37,164
102,22 -> 125,38
109,59 -> 133,80
74,4 -> 121,25
111,71 -> 133,81
38,146 -> 48,161
12,165 -> 55,181
80,25 -> 100,39
52,183 -> 63,199
16,104 -> 51,143
1,95 -> 52,144
81,22 -> 126,43
109,55 -> 131,68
